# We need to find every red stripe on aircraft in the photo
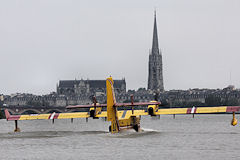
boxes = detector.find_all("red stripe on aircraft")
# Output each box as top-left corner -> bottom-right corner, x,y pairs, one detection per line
8,115 -> 21,121
53,113 -> 59,119
226,106 -> 240,112
48,113 -> 59,119
186,108 -> 192,114
194,107 -> 197,113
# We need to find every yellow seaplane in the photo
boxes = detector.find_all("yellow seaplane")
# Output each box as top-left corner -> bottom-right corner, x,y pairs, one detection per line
4,77 -> 240,133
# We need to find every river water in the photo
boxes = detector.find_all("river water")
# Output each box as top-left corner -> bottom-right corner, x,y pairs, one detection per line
0,114 -> 240,160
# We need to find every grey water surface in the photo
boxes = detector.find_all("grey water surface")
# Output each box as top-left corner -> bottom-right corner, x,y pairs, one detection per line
0,114 -> 240,160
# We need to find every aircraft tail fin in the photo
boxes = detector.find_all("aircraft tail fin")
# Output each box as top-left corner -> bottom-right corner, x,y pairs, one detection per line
106,77 -> 117,121
106,77 -> 120,133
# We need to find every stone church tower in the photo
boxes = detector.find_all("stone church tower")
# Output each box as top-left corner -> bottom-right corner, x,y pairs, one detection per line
147,11 -> 164,92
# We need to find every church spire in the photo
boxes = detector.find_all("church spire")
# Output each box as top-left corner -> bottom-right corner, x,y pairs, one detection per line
148,10 -> 164,92
151,10 -> 159,55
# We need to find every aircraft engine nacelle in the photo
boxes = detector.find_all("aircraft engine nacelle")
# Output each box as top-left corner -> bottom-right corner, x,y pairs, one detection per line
90,107 -> 95,118
89,105 -> 102,119
147,101 -> 159,116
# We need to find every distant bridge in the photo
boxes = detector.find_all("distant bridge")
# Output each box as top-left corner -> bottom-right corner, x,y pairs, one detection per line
0,106 -> 84,115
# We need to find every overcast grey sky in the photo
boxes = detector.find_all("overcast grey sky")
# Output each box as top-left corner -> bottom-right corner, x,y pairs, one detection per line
0,0 -> 240,95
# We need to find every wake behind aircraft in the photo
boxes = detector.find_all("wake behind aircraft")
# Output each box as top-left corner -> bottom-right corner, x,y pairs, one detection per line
4,77 -> 240,133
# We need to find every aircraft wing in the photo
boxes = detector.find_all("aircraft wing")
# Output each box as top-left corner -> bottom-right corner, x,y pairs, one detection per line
66,102 -> 160,109
116,110 -> 147,119
5,106 -> 240,121
155,106 -> 240,115
99,106 -> 240,117
66,104 -> 107,109
4,109 -> 90,121
115,101 -> 161,107
114,106 -> 240,118
95,111 -> 107,118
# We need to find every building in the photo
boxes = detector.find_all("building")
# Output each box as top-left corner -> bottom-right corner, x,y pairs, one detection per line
147,11 -> 164,93
57,79 -> 126,96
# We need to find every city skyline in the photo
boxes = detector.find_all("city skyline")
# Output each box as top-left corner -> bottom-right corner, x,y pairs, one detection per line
0,0 -> 240,95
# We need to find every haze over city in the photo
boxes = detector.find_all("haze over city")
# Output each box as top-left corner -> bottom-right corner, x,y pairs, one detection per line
0,0 -> 240,95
